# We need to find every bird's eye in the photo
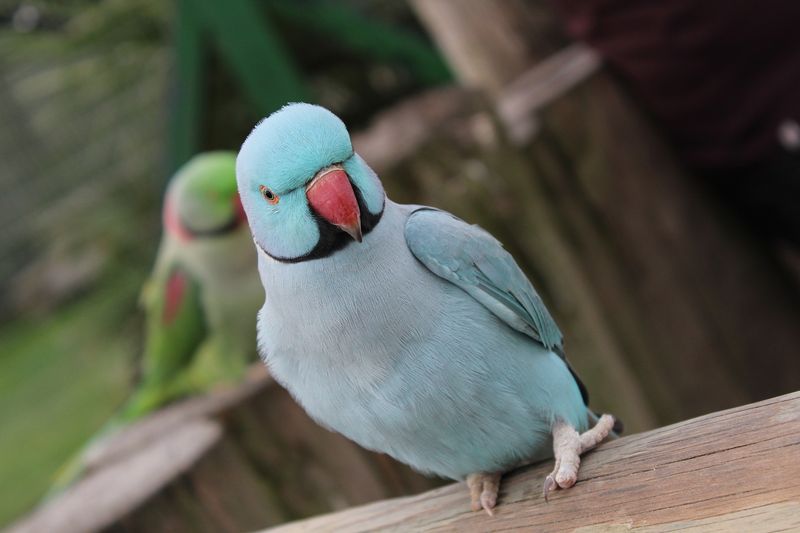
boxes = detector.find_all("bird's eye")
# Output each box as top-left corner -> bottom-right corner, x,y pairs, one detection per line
259,185 -> 279,205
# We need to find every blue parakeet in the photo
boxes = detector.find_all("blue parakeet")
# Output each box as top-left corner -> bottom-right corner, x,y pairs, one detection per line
237,104 -> 616,514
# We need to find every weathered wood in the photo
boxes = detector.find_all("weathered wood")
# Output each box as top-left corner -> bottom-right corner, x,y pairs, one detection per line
497,43 -> 600,143
266,391 -> 800,532
8,367 -> 441,533
528,69 -> 800,420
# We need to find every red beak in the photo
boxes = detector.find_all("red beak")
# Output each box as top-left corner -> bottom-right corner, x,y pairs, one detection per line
306,168 -> 362,242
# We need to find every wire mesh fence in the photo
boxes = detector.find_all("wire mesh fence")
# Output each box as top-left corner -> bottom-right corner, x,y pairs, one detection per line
0,0 -> 170,317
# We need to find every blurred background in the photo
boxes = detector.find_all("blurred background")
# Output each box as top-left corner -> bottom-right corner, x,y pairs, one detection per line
1,0 -> 799,531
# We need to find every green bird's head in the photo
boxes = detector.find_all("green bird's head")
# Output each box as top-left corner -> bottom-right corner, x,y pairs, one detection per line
164,151 -> 247,241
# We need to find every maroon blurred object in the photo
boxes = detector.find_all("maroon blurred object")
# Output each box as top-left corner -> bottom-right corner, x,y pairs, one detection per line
550,0 -> 800,171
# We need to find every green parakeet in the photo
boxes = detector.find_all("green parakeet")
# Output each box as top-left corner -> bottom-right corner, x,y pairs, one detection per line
119,150 -> 263,420
48,152 -> 262,494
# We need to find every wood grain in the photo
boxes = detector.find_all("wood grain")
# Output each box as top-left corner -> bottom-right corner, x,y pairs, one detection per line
267,392 -> 800,532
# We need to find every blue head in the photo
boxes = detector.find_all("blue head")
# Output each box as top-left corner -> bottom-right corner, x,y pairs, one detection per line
237,103 -> 385,262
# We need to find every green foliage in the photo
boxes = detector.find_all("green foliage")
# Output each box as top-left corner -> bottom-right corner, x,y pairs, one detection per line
0,0 -> 169,312
0,272 -> 141,526
0,1 -> 170,523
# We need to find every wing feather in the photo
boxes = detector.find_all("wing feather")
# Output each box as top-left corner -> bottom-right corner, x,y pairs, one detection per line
405,208 -> 589,404
405,208 -> 563,351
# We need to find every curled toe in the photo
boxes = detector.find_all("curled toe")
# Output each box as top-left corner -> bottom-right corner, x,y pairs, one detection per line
555,471 -> 577,489
480,491 -> 497,516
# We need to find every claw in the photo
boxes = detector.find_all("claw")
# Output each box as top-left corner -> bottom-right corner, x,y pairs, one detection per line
480,490 -> 496,516
467,472 -> 501,516
543,474 -> 557,502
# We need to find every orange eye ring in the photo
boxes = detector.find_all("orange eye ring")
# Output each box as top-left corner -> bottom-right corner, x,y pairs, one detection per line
259,185 -> 279,205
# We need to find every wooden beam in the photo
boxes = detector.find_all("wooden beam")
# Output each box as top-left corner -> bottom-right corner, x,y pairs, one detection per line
498,43 -> 601,143
266,391 -> 800,532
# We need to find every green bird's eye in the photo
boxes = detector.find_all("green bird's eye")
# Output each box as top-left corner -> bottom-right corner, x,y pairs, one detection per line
259,185 -> 279,205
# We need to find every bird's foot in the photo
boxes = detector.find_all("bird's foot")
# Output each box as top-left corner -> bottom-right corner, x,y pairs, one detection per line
543,414 -> 615,501
466,472 -> 502,516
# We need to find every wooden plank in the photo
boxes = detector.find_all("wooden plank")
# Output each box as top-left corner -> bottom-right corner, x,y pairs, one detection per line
498,43 -> 601,143
266,391 -> 800,532
498,44 -> 600,118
